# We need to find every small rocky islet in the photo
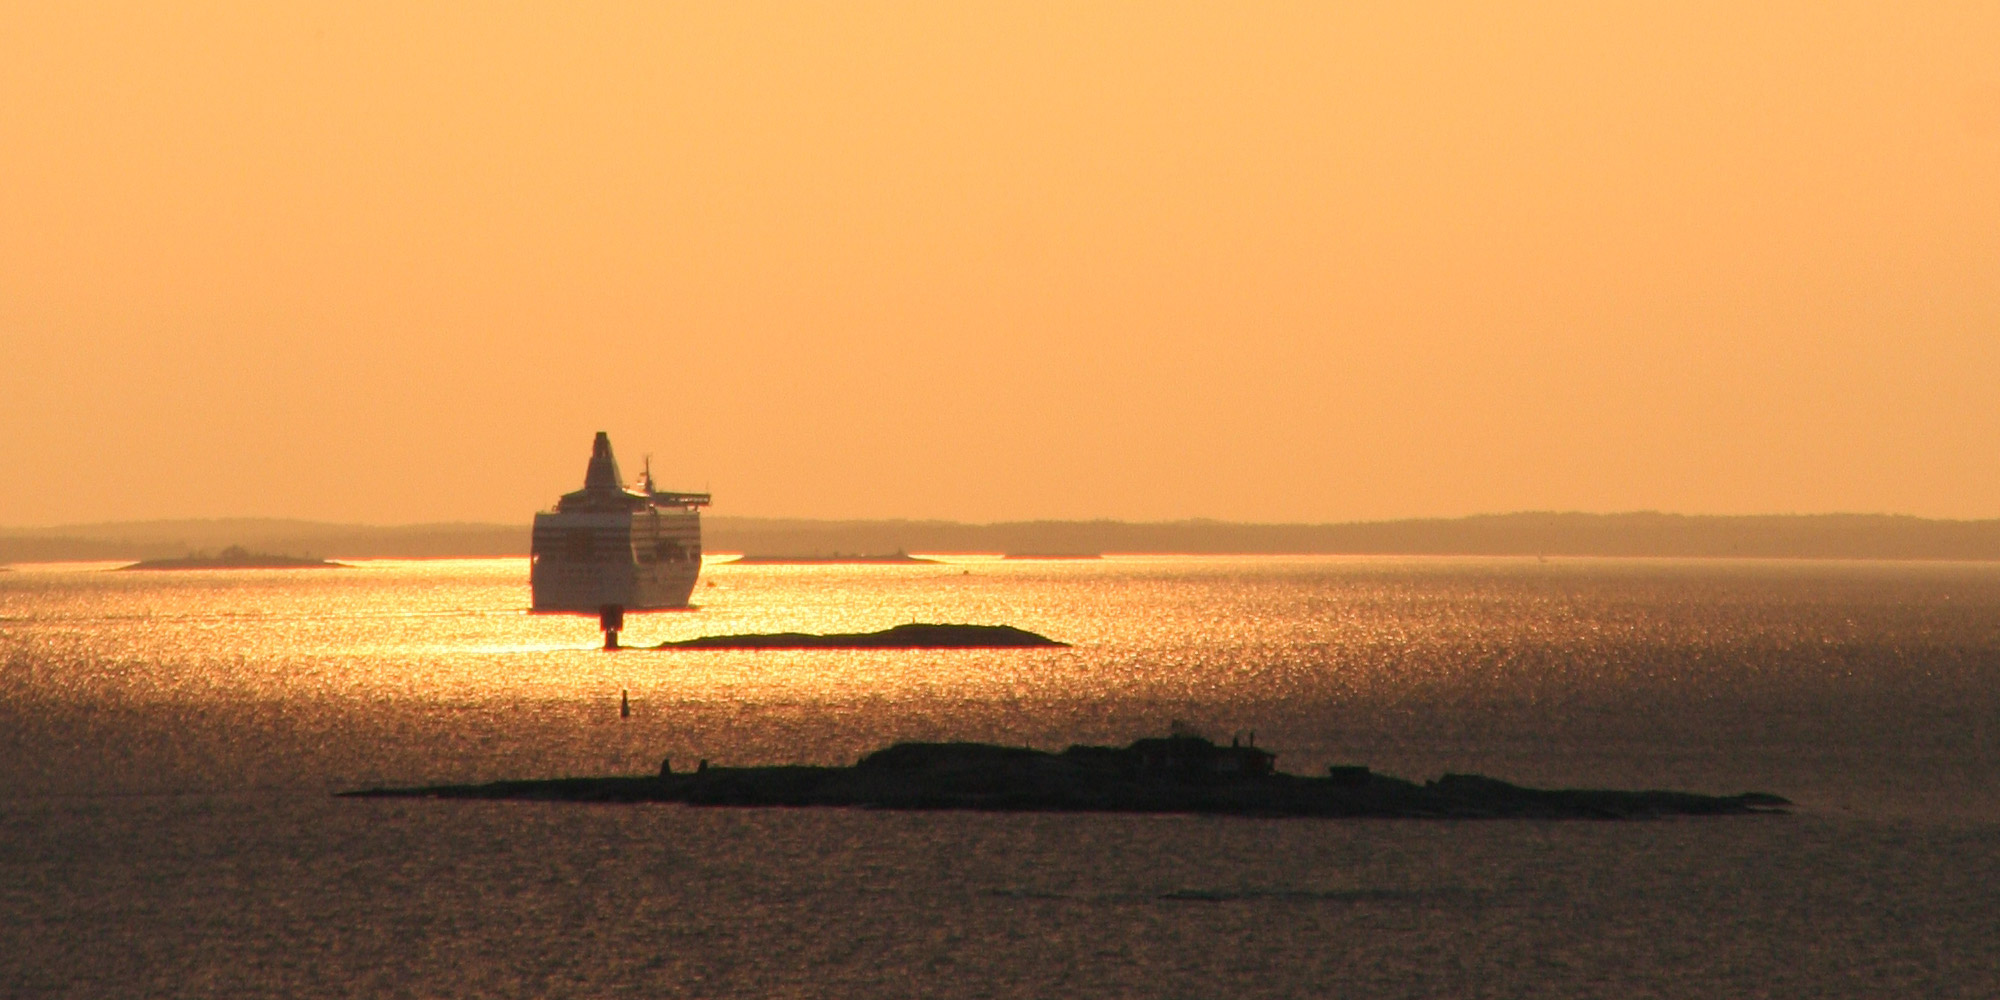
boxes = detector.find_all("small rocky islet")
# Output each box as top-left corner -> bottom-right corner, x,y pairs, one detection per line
342,734 -> 1788,820
651,622 -> 1067,650
119,545 -> 346,570
723,552 -> 937,565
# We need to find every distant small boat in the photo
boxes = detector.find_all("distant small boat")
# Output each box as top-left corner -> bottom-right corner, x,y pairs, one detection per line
118,546 -> 345,571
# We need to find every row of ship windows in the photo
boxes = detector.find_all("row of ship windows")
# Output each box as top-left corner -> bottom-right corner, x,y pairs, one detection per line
533,531 -> 700,563
636,538 -> 702,564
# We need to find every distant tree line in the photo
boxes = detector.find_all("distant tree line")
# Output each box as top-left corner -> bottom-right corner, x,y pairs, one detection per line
8,512 -> 2000,563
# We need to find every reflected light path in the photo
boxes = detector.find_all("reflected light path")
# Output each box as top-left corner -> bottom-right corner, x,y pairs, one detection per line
4,555 -> 2000,822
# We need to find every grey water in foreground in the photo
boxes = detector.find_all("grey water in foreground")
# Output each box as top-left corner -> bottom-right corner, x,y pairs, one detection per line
3,556 -> 1999,997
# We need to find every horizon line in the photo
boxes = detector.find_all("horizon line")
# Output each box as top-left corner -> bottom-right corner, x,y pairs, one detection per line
7,509 -> 2000,534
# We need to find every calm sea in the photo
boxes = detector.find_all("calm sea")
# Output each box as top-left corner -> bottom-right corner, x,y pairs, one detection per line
3,556 -> 1998,997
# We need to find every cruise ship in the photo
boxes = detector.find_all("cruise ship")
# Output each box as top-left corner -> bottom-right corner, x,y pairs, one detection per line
530,432 -> 710,615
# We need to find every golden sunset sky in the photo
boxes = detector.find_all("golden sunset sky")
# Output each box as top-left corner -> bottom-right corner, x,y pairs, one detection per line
3,4 -> 1997,525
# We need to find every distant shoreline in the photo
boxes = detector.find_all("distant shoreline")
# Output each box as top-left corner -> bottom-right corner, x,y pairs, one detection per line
8,512 -> 2000,563
118,546 -> 346,571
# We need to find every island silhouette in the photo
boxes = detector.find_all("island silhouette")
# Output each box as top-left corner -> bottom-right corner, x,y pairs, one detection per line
723,552 -> 938,565
651,622 -> 1066,649
343,733 -> 1787,819
118,545 -> 346,570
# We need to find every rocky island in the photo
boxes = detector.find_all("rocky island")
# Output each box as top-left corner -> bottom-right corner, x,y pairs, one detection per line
724,552 -> 938,565
119,545 -> 347,570
341,734 -> 1788,819
652,622 -> 1068,649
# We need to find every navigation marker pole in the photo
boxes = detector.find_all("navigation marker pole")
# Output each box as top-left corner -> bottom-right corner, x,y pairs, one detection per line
600,604 -> 625,650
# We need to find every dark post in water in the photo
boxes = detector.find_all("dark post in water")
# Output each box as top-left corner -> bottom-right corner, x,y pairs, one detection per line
599,604 -> 624,650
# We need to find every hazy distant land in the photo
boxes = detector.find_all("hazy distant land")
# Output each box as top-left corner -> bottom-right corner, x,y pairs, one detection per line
0,520 -> 524,564
119,545 -> 346,571
8,513 -> 2000,564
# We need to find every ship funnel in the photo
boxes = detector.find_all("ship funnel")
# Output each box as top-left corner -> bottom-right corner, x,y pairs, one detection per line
583,432 -> 625,491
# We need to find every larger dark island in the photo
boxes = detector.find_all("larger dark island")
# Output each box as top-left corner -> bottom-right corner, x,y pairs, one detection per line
342,735 -> 1788,819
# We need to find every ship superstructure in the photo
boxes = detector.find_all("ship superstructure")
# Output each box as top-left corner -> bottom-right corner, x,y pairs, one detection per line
530,432 -> 709,614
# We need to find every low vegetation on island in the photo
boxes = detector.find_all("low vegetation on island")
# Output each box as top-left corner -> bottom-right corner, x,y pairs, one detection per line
342,733 -> 1788,820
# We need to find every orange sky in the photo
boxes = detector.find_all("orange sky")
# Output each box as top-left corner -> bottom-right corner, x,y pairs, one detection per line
3,4 -> 1997,525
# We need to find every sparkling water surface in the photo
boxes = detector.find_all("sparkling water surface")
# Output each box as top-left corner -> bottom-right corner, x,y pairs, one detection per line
4,556 -> 1998,997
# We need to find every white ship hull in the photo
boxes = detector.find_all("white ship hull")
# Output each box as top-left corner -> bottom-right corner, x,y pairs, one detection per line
530,509 -> 703,610
528,434 -> 709,613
